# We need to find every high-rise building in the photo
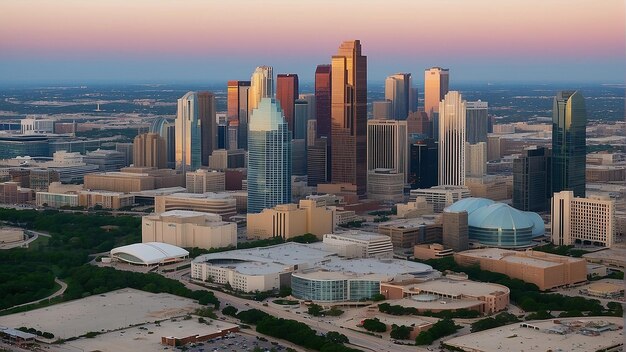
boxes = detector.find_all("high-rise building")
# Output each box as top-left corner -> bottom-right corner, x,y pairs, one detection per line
466,100 -> 488,144
465,142 -> 487,177
367,119 -> 408,178
407,111 -> 431,138
385,73 -> 413,120
175,92 -> 201,172
409,139 -> 438,189
247,98 -> 291,213
552,191 -> 614,247
372,101 -> 392,120
276,74 -> 299,134
198,92 -> 216,166
424,67 -> 449,118
315,65 -> 332,139
294,99 -> 309,140
442,210 -> 469,252
299,93 -> 316,125
438,91 -> 466,186
133,132 -> 167,169
513,146 -> 551,212
115,142 -> 133,167
331,40 -> 367,196
227,80 -> 251,150
292,139 -> 307,176
149,117 -> 175,168
552,91 -> 587,197
249,66 -> 274,112
307,137 -> 328,187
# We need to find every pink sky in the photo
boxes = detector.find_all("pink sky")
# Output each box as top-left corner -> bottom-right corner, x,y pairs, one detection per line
0,0 -> 624,83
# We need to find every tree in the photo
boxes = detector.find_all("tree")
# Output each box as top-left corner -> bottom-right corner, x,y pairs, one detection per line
278,285 -> 292,297
222,305 -> 238,317
390,324 -> 411,340
362,318 -> 386,333
325,331 -> 349,344
308,303 -> 324,317
371,293 -> 386,302
415,318 -> 459,345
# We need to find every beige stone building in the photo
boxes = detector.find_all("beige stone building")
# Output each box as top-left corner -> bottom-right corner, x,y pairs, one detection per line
552,191 -> 615,248
413,243 -> 454,260
246,199 -> 335,240
84,167 -> 183,193
142,210 -> 236,250
154,192 -> 237,220
133,132 -> 167,169
396,197 -> 434,218
186,169 -> 225,193
465,176 -> 510,201
454,248 -> 587,291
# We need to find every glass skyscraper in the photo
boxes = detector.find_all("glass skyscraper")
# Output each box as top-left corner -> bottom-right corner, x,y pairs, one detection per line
175,92 -> 201,172
438,91 -> 466,186
551,90 -> 586,197
247,98 -> 292,214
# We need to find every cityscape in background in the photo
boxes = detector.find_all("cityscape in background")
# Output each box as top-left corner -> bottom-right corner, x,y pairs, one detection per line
0,1 -> 625,352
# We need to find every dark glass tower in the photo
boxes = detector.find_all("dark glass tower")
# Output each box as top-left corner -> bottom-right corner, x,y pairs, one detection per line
276,74 -> 299,135
409,139 -> 438,189
513,146 -> 551,212
551,90 -> 586,197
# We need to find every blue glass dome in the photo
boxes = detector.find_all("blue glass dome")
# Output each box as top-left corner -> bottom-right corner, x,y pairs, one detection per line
444,197 -> 495,215
527,212 -> 546,237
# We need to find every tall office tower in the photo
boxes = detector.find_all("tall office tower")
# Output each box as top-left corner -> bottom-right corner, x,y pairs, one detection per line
198,92 -> 216,166
409,139 -> 438,189
552,90 -> 587,197
175,92 -> 201,172
513,146 -> 551,212
227,80 -> 251,150
438,91 -> 466,186
385,73 -> 413,120
150,117 -> 175,168
552,191 -> 615,248
307,138 -> 328,186
373,101 -> 392,120
465,142 -> 487,177
406,111 -> 430,138
249,66 -> 274,112
299,93 -> 316,125
331,40 -> 367,196
315,65 -> 332,139
133,132 -> 167,169
306,120 -> 317,147
442,210 -> 469,252
276,74 -> 299,134
293,99 -> 309,140
217,123 -> 228,149
424,67 -> 449,118
227,124 -> 238,150
410,87 -> 418,112
115,142 -> 133,167
247,98 -> 291,213
292,139 -> 307,176
367,120 -> 408,178
466,100 -> 488,144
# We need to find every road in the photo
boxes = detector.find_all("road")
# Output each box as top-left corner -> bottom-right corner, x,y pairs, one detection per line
179,277 -> 427,352
2,278 -> 67,311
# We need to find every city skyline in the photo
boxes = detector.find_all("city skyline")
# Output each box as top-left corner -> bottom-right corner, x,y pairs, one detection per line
1,0 -> 624,84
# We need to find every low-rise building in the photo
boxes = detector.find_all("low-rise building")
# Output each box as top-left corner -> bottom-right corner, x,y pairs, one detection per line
378,216 -> 441,248
0,182 -> 33,204
186,169 -> 225,193
154,192 -> 237,220
455,248 -> 587,290
413,243 -> 454,260
410,186 -> 471,213
142,210 -> 236,250
552,191 -> 615,248
84,167 -> 183,193
396,197 -> 434,218
323,231 -> 393,258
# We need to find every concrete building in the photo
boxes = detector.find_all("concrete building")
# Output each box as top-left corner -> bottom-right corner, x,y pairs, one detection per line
275,73 -> 299,134
208,149 -> 245,170
380,277 -> 509,315
227,80 -> 251,150
413,243 -> 454,260
439,91 -> 466,186
142,210 -> 236,250
323,231 -> 393,258
455,248 -> 587,290
465,142 -> 487,177
198,91 -> 217,167
396,197 -> 434,218
367,119 -> 407,180
36,183 -> 134,209
185,169 -> 225,193
84,149 -> 126,172
465,176 -> 509,201
372,100 -> 392,120
29,168 -> 59,191
154,192 -> 237,219
410,185 -> 471,213
246,199 -> 335,240
133,132 -> 167,169
552,191 -> 615,247
442,210 -> 469,252
20,116 -> 55,134
176,92 -> 202,172
249,66 -> 274,112
385,73 -> 414,120
0,182 -> 33,204
465,100 -> 488,144
84,167 -> 183,193
366,168 -> 405,202
378,216 -> 441,248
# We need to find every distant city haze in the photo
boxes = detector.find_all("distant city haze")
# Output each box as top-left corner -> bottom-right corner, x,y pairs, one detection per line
0,0 -> 624,84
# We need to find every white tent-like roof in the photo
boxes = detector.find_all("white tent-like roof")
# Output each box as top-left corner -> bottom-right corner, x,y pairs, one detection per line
110,242 -> 188,265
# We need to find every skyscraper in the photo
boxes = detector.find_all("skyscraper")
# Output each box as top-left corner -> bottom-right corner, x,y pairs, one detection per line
299,93 -> 316,125
438,91 -> 466,186
385,73 -> 413,120
367,120 -> 408,178
276,74 -> 299,134
198,91 -> 216,166
133,132 -> 167,169
466,100 -> 488,144
294,99 -> 309,140
409,139 -> 438,189
551,90 -> 587,197
175,92 -> 201,172
331,40 -> 367,196
315,65 -> 332,139
227,80 -> 251,150
465,142 -> 487,177
249,66 -> 274,112
149,117 -> 175,168
247,98 -> 291,214
424,67 -> 449,118
513,146 -> 551,212
372,101 -> 392,120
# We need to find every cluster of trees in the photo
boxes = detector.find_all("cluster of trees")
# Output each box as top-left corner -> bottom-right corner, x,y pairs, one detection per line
221,305 -> 238,317
0,263 -> 57,310
362,318 -> 386,332
470,312 -> 520,333
414,318 -> 460,345
235,309 -> 359,352
63,265 -> 219,307
17,327 -> 54,339
533,244 -> 587,258
378,303 -> 480,319
390,324 -> 412,340
307,304 -> 344,317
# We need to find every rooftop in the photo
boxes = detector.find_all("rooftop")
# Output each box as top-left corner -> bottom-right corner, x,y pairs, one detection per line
328,230 -> 391,242
458,248 -> 583,266
294,258 -> 436,281
402,278 -> 509,297
164,192 -> 235,200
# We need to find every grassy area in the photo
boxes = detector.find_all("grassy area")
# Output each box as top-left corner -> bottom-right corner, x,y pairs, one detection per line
26,234 -> 49,251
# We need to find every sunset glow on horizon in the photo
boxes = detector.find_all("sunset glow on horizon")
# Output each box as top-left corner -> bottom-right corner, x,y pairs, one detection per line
1,0 -> 624,83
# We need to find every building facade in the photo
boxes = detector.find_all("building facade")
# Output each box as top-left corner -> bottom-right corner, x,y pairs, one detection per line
424,67 -> 449,118
227,80 -> 251,150
133,132 -> 167,169
385,73 -> 414,120
249,66 -> 274,112
552,191 -> 615,247
465,100 -> 488,144
438,91 -> 466,186
175,92 -> 202,171
513,146 -> 551,212
186,169 -> 225,193
276,74 -> 299,134
198,91 -> 217,166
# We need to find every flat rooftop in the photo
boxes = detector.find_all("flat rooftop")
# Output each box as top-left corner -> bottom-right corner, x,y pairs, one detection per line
458,248 -> 581,267
387,297 -> 483,311
295,258 -> 436,281
444,317 -> 624,352
329,230 -> 391,241
403,278 -> 509,297
164,192 -> 235,200
377,216 -> 438,229
132,187 -> 187,196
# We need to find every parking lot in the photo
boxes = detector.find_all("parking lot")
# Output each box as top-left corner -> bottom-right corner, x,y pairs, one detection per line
183,332 -> 292,352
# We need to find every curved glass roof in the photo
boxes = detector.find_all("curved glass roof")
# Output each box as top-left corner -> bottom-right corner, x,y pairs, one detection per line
470,203 -> 534,230
527,212 -> 546,237
110,242 -> 188,265
445,197 -> 495,215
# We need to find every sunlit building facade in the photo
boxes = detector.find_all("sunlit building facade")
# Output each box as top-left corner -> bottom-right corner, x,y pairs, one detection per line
198,91 -> 217,166
385,73 -> 413,120
175,92 -> 201,172
249,66 -> 274,112
424,67 -> 449,118
276,74 -> 299,134
227,80 -> 251,150
438,91 -> 466,186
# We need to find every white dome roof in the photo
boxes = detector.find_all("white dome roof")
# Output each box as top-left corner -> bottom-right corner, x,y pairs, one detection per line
110,242 -> 189,265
